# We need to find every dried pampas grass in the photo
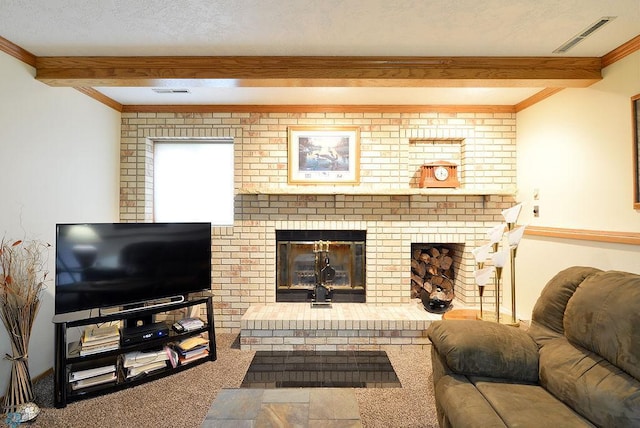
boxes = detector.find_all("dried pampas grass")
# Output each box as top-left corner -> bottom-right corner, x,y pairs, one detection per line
0,238 -> 49,413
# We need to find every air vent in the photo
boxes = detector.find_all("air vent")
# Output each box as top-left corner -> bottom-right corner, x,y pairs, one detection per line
152,88 -> 191,94
553,16 -> 616,54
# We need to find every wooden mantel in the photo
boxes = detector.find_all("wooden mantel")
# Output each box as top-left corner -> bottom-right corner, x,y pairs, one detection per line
35,55 -> 602,88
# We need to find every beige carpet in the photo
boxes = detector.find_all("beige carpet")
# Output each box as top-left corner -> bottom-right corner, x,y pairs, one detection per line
18,334 -> 437,428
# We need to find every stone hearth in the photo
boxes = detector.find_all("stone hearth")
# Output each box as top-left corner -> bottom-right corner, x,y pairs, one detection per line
240,302 -> 441,351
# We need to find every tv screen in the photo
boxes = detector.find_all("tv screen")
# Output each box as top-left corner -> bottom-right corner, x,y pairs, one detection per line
55,222 -> 212,315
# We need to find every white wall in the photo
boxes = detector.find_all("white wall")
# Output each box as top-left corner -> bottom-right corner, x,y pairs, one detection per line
515,50 -> 640,319
0,52 -> 120,393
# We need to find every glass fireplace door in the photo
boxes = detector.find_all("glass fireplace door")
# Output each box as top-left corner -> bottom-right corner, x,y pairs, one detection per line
276,240 -> 365,302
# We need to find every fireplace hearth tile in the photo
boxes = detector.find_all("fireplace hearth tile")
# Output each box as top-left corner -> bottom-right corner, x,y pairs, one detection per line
241,350 -> 401,389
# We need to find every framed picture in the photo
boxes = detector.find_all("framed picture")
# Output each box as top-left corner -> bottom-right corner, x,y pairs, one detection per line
633,94 -> 640,209
288,126 -> 360,184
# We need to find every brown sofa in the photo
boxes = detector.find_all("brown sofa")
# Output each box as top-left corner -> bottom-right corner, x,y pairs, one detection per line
426,266 -> 640,428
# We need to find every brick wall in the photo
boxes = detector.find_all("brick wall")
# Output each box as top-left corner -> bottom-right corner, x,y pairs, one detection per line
120,111 -> 517,332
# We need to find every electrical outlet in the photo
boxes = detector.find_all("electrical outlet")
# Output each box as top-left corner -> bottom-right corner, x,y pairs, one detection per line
533,205 -> 540,217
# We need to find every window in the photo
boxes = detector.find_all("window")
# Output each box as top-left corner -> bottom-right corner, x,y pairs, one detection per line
154,140 -> 234,225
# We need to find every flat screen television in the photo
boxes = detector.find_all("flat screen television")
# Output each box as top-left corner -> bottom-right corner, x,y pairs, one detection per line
55,222 -> 212,315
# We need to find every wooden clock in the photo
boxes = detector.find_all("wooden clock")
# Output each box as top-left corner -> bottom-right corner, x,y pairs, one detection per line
419,161 -> 460,188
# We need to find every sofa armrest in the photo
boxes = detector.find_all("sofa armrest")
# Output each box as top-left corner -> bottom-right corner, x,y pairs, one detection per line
427,320 -> 539,383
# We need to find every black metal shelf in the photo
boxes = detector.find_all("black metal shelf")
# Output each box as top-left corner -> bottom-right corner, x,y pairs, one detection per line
53,294 -> 216,408
65,354 -> 211,403
65,324 -> 211,364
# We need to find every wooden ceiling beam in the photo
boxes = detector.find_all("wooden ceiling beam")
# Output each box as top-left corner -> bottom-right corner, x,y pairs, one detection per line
35,55 -> 602,88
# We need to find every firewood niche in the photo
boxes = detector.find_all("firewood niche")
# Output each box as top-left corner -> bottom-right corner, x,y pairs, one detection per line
411,245 -> 455,313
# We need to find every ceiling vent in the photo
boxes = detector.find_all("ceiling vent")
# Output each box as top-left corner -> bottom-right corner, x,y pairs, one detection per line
553,16 -> 616,54
152,88 -> 191,94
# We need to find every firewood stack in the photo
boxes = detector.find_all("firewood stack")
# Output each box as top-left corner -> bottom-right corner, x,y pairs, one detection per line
411,246 -> 455,313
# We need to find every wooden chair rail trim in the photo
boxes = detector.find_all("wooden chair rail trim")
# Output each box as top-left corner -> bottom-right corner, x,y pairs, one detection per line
525,226 -> 640,246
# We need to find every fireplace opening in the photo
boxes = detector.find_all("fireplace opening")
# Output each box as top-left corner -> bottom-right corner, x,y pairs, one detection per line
276,230 -> 366,303
411,243 -> 461,313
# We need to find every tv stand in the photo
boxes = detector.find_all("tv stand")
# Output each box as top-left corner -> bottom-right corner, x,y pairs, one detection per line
52,293 -> 216,408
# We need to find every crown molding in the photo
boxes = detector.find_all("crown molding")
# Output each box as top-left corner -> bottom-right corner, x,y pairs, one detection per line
0,36 -> 36,67
515,88 -> 565,112
74,87 -> 123,112
121,104 -> 516,114
602,34 -> 640,68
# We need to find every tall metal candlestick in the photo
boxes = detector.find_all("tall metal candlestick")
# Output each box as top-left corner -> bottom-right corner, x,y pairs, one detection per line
495,266 -> 502,323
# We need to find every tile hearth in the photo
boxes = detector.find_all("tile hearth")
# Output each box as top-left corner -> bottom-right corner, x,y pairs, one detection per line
240,302 -> 442,351
202,388 -> 362,427
241,350 -> 401,388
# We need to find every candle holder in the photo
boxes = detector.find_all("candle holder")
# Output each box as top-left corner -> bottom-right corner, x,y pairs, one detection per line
487,224 -> 505,252
474,267 -> 493,319
472,203 -> 526,326
506,225 -> 526,326
491,249 -> 508,323
501,203 -> 524,326
472,244 -> 492,319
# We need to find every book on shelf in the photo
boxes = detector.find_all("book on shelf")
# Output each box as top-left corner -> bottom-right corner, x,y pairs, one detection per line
177,317 -> 205,331
126,360 -> 168,378
69,364 -> 116,382
79,334 -> 120,348
79,343 -> 120,357
70,372 -> 117,390
176,335 -> 208,352
81,338 -> 120,349
123,348 -> 170,368
122,346 -> 176,378
178,348 -> 209,365
177,344 -> 208,360
82,325 -> 120,343
78,325 -> 121,356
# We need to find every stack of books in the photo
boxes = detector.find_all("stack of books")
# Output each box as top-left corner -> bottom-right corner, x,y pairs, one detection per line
122,347 -> 177,379
176,317 -> 205,332
175,335 -> 209,365
79,325 -> 120,356
69,364 -> 117,390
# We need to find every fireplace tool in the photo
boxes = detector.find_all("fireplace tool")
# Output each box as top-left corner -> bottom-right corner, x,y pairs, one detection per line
312,240 -> 334,307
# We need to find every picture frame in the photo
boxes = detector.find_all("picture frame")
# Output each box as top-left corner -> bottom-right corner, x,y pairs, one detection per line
288,126 -> 360,184
633,94 -> 640,210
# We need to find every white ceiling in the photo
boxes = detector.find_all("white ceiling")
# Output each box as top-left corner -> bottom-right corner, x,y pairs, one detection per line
1,0 -> 639,106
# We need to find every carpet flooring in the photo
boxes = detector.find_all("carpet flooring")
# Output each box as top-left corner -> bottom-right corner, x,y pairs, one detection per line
12,334 -> 437,428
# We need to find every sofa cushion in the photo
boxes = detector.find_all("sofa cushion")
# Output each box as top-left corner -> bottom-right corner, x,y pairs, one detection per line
435,374 -> 508,428
471,377 -> 595,427
427,320 -> 539,382
564,270 -> 640,381
539,337 -> 640,428
530,266 -> 601,336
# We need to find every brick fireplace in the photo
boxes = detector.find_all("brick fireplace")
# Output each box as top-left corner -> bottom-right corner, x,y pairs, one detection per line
120,110 -> 517,332
234,201 -> 504,315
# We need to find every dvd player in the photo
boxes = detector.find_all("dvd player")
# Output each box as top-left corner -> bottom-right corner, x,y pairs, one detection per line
121,322 -> 170,345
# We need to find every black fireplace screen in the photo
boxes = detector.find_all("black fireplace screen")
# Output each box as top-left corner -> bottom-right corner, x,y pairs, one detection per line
276,230 -> 366,302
